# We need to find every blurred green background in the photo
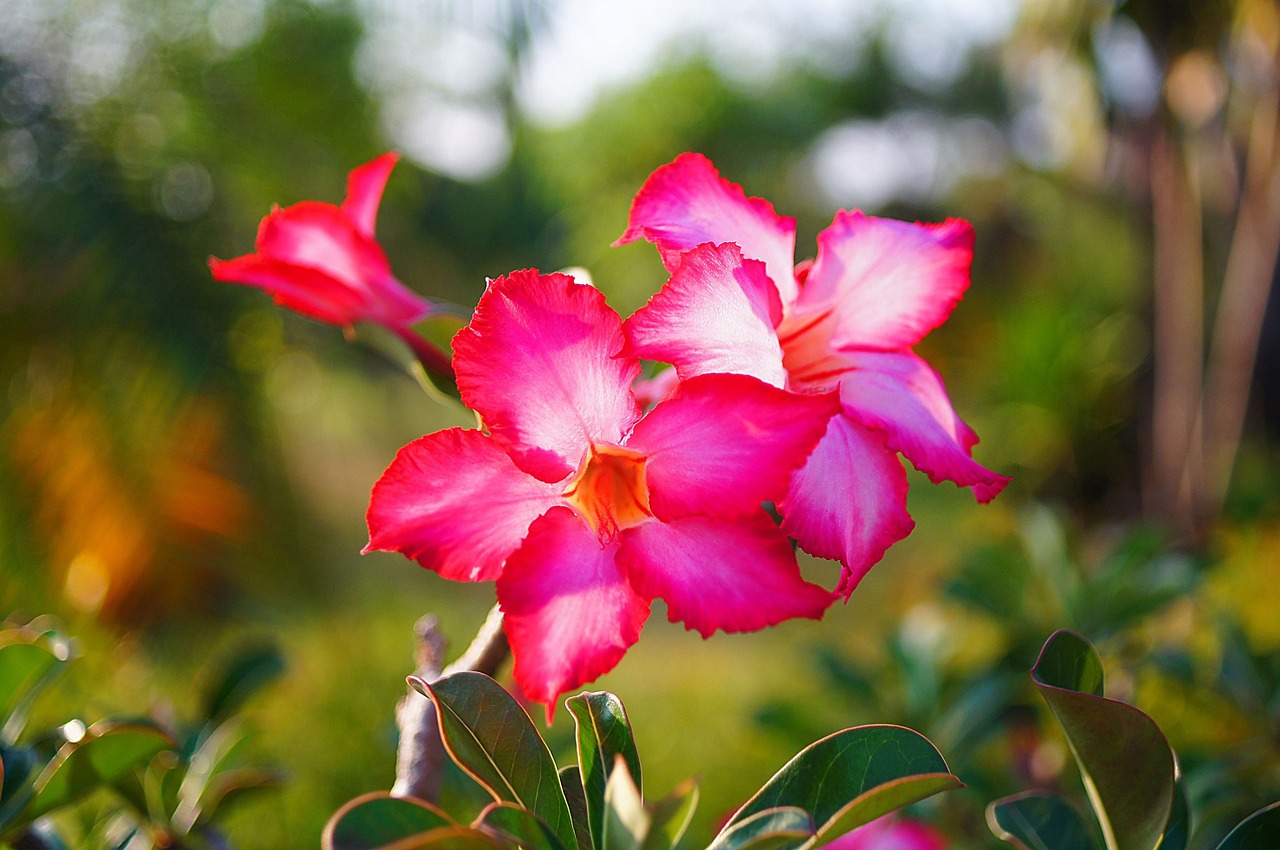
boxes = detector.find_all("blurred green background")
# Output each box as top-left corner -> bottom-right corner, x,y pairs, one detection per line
4,0 -> 1280,847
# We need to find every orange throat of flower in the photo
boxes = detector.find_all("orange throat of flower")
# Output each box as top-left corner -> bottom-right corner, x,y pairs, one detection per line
562,444 -> 653,540
778,307 -> 851,390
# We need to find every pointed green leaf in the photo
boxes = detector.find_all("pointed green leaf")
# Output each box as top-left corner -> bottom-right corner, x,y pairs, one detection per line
414,673 -> 576,850
0,632 -> 70,743
566,692 -> 642,850
602,759 -> 648,850
707,807 -> 815,850
0,641 -> 60,719
441,757 -> 503,827
560,765 -> 593,850
477,802 -> 567,850
1031,631 -> 1175,850
29,721 -> 175,818
323,791 -> 456,850
177,718 -> 249,816
724,725 -> 961,850
1034,630 -> 1105,697
204,644 -> 286,723
986,791 -> 1099,850
1216,802 -> 1280,850
639,779 -> 698,850
188,766 -> 284,830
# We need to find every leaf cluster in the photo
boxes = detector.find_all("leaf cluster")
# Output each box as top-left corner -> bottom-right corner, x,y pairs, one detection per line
987,630 -> 1280,850
0,619 -> 283,850
324,673 -> 964,850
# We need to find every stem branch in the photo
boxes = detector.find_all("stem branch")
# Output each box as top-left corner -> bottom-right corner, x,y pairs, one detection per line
391,605 -> 509,801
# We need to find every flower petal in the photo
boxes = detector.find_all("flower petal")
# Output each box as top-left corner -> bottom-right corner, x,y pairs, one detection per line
342,152 -> 398,239
837,815 -> 948,850
624,242 -> 787,388
840,351 -> 1009,502
454,271 -> 643,482
631,367 -> 680,410
780,416 -> 914,597
364,428 -> 564,582
254,201 -> 430,328
796,211 -> 973,350
208,254 -> 366,325
618,513 -> 833,638
498,506 -> 650,707
257,201 -> 389,290
616,152 -> 800,304
625,373 -> 839,520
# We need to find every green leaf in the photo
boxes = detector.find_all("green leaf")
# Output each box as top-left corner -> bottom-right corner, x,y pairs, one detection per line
1031,631 -> 1175,850
1033,630 -> 1104,697
188,766 -> 284,831
639,779 -> 698,850
477,802 -> 567,850
27,721 -> 174,819
203,644 -> 286,723
566,692 -> 642,850
602,759 -> 647,850
322,791 -> 456,850
986,791 -> 1100,850
176,719 -> 248,815
0,632 -> 70,743
1160,781 -> 1190,850
724,725 -> 960,850
560,765 -> 593,850
1216,802 -> 1280,850
707,807 -> 815,850
414,673 -> 577,850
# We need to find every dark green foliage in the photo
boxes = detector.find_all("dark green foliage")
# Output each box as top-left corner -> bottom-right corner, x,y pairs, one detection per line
987,792 -> 1099,850
988,631 -> 1280,850
0,620 -> 281,849
326,672 -> 959,850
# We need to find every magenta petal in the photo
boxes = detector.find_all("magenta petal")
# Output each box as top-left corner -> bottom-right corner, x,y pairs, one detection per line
625,242 -> 787,388
257,202 -> 391,291
454,271 -> 643,483
840,351 -> 1009,502
342,152 -> 398,239
252,201 -> 432,329
498,507 -> 650,707
364,428 -> 564,582
616,153 -> 800,304
625,373 -> 840,520
780,416 -> 914,598
209,254 -> 366,325
631,367 -> 680,410
797,211 -> 974,350
619,513 -> 833,638
835,816 -> 948,850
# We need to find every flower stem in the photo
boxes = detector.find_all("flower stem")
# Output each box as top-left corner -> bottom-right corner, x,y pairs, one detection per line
391,605 -> 509,801
393,325 -> 455,385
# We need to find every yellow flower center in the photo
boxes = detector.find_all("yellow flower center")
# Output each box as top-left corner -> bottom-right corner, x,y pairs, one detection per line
562,444 -> 652,540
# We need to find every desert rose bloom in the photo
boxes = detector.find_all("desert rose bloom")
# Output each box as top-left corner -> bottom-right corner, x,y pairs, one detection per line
828,815 -> 947,850
618,153 -> 1009,596
209,153 -> 448,374
365,270 -> 839,708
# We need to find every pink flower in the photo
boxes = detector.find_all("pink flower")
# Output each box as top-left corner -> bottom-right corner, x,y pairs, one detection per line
617,153 -> 1009,596
364,270 -> 840,708
828,815 -> 948,850
209,154 -> 447,372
